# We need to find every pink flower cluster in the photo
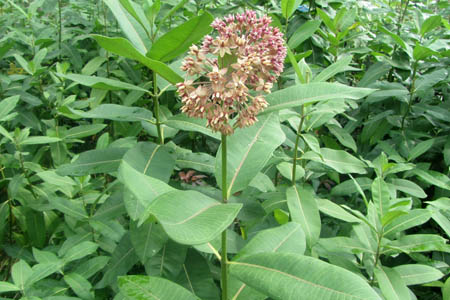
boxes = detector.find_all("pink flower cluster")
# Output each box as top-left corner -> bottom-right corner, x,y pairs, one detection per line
176,10 -> 286,135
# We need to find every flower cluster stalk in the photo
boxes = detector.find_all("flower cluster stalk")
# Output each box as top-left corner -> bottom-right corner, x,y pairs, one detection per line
176,11 -> 286,298
221,133 -> 228,299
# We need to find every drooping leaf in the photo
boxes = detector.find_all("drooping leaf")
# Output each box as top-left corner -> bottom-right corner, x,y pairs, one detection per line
281,0 -> 302,19
288,20 -> 321,49
69,104 -> 153,122
118,161 -> 174,221
286,184 -> 321,247
420,15 -> 442,36
57,148 -> 127,176
146,190 -> 242,245
60,73 -> 148,92
122,142 -> 175,182
175,249 -> 220,299
149,12 -> 214,62
371,177 -> 390,217
229,253 -> 381,300
118,275 -> 200,300
92,35 -> 183,83
104,0 -> 149,53
216,113 -> 285,197
383,209 -> 432,237
262,83 -> 374,114
374,266 -> 410,300
165,114 -> 220,140
96,234 -> 139,289
302,148 -> 367,174
393,264 -> 444,286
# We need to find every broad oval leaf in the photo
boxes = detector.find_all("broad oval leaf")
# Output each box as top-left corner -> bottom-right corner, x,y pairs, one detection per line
383,209 -> 432,237
104,0 -> 149,53
57,147 -> 127,176
165,114 -> 220,140
286,184 -> 321,247
229,253 -> 382,300
59,73 -> 147,92
374,266 -> 410,300
123,142 -> 175,182
281,0 -> 302,19
393,264 -> 444,286
0,282 -> 20,292
147,190 -> 242,245
118,161 -> 174,221
92,35 -> 183,84
263,83 -> 374,114
302,148 -> 367,174
216,113 -> 285,197
288,20 -> 321,49
70,104 -> 153,122
235,222 -> 306,261
149,12 -> 213,62
119,275 -> 200,300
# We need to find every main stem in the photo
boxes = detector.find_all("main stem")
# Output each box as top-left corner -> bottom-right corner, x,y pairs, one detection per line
291,105 -> 305,185
221,133 -> 228,300
58,0 -> 62,60
153,71 -> 163,144
401,60 -> 418,130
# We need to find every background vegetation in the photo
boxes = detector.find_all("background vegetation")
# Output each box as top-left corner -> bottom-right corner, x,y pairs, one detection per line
0,0 -> 449,299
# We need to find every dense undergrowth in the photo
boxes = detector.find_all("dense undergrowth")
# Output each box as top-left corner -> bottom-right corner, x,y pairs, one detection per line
0,0 -> 449,299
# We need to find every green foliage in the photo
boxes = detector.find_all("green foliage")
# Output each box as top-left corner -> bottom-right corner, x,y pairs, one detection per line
0,0 -> 449,299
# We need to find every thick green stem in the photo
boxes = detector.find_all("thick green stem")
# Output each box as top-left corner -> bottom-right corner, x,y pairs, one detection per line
401,60 -> 418,130
153,71 -> 163,144
221,133 -> 228,300
291,105 -> 305,185
371,230 -> 383,284
58,0 -> 62,60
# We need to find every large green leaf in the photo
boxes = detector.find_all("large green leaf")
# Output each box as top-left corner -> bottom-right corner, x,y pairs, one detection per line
0,95 -> 20,121
0,282 -> 20,293
92,35 -> 183,84
286,184 -> 320,247
11,260 -> 32,291
302,148 -> 367,174
372,177 -> 390,217
104,0 -> 149,53
96,233 -> 139,289
234,223 -> 306,261
230,223 -> 306,300
313,56 -> 355,82
413,169 -> 450,191
288,20 -> 321,49
60,73 -> 148,92
57,148 -> 127,176
383,209 -> 432,237
281,0 -> 302,19
130,221 -> 168,264
262,83 -> 374,114
149,12 -> 213,62
229,253 -> 381,300
146,190 -> 241,245
420,15 -> 442,36
389,179 -> 426,198
175,249 -> 220,299
316,198 -> 362,223
374,266 -> 409,300
122,142 -> 175,182
118,161 -> 174,221
118,275 -> 200,300
70,104 -> 153,122
165,114 -> 220,140
216,113 -> 285,197
393,264 -> 444,286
